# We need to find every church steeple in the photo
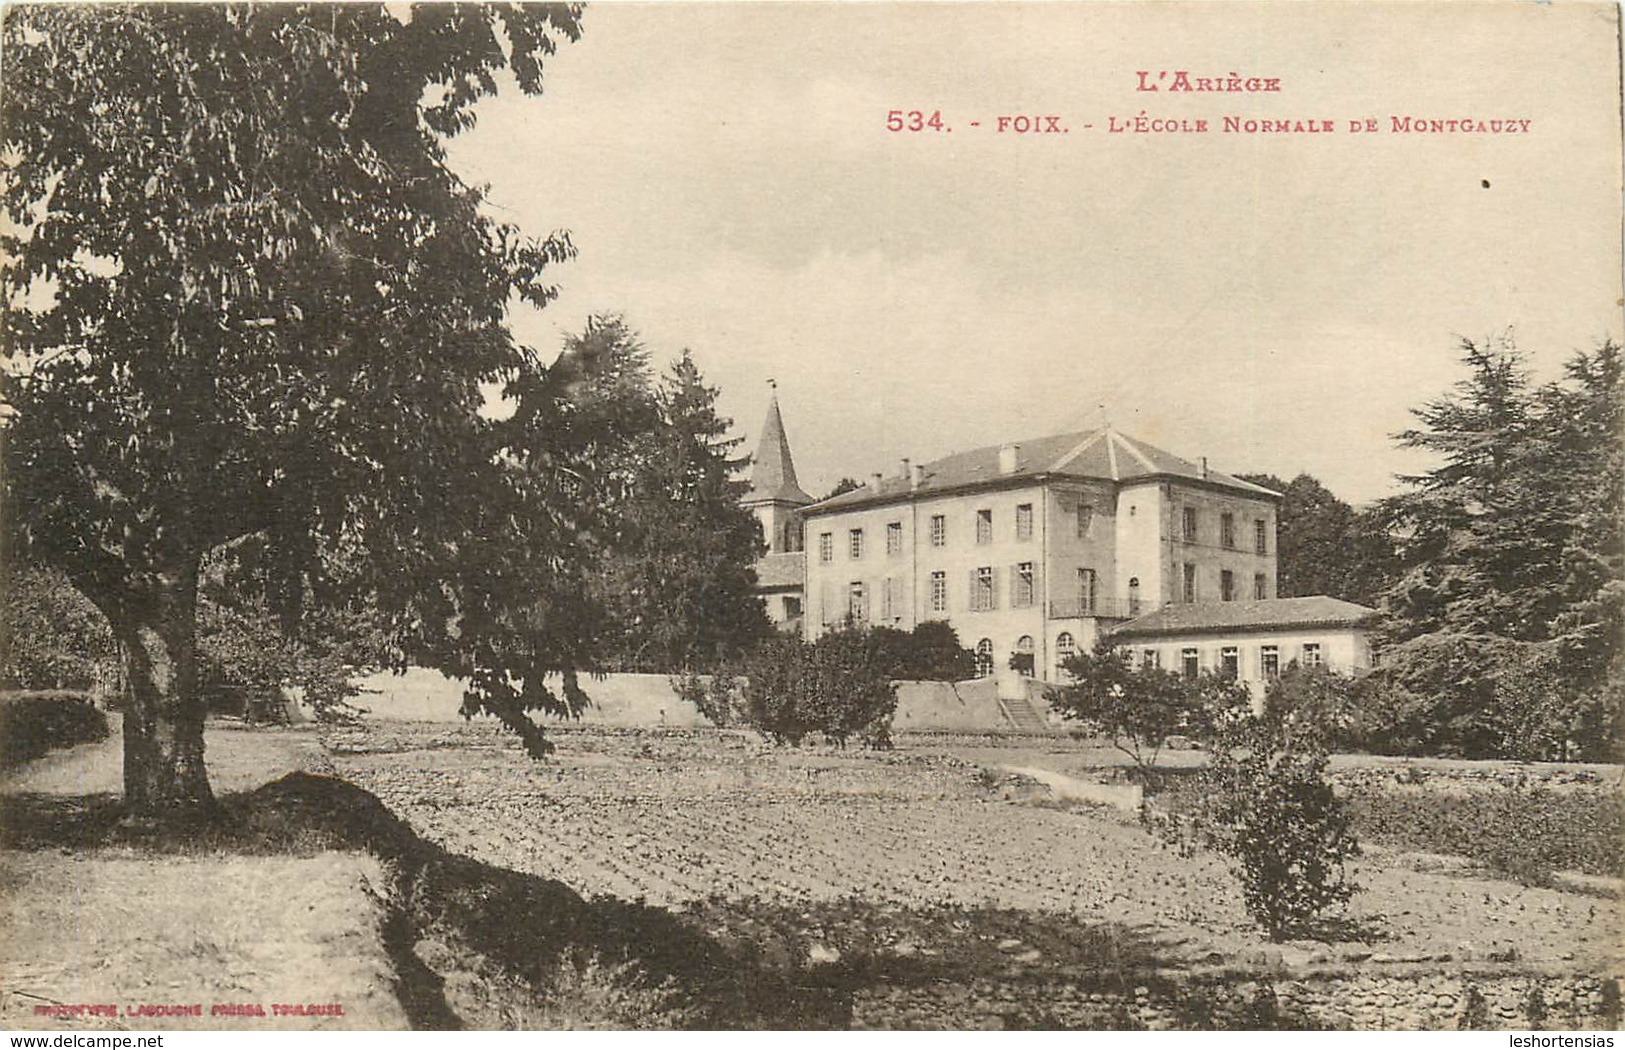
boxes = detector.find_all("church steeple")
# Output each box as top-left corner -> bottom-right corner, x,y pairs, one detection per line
746,382 -> 812,506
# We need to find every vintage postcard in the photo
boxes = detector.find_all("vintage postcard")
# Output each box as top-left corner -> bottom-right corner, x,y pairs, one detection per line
2,0 -> 1621,1037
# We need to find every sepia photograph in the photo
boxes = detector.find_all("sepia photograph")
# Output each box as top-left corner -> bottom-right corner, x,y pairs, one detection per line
1,0 -> 1622,1035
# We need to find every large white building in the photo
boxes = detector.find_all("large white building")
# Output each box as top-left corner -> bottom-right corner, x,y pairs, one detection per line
741,397 -> 1386,688
792,427 -> 1281,682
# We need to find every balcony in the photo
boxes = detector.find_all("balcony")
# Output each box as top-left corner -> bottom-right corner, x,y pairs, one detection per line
1047,596 -> 1152,621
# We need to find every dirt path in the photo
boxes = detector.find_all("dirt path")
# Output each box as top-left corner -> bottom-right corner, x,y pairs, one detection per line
0,722 -> 404,1031
0,720 -> 333,798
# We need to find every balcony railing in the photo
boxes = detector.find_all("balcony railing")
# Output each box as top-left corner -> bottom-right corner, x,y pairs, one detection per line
1047,596 -> 1154,621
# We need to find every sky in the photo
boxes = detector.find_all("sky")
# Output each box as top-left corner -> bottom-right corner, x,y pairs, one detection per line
447,2 -> 1623,506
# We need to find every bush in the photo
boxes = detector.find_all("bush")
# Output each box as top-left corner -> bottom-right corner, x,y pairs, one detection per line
1342,779 -> 1624,880
0,690 -> 110,767
1155,706 -> 1360,941
702,631 -> 897,748
1,567 -> 117,691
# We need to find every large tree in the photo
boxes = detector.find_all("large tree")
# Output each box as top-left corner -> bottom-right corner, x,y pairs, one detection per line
596,335 -> 771,673
2,4 -> 592,816
1372,335 -> 1624,758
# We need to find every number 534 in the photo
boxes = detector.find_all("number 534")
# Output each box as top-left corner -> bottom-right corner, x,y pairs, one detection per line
886,109 -> 946,132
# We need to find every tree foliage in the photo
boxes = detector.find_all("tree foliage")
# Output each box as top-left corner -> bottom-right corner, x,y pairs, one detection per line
1372,336 -> 1624,760
592,332 -> 771,673
822,477 -> 862,501
1237,473 -> 1398,606
1047,639 -> 1250,767
1,565 -> 118,691
861,621 -> 978,682
3,4 -> 592,814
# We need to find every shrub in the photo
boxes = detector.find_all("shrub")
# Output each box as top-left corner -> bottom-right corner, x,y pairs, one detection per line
1159,707 -> 1360,941
1,567 -> 117,691
1341,779 -> 1624,880
704,631 -> 897,748
0,690 -> 110,767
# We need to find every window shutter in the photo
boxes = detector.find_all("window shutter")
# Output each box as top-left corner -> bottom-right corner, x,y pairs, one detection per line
968,569 -> 978,610
992,568 -> 1001,609
1009,565 -> 1019,607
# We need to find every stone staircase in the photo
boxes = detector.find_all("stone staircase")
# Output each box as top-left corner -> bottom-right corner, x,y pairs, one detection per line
998,695 -> 1050,732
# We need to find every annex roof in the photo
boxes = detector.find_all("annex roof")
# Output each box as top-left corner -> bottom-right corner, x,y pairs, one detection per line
806,426 -> 1277,514
745,395 -> 813,506
1109,596 -> 1379,639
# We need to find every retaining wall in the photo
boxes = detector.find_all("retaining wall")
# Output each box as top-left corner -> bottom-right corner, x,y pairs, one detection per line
347,669 -> 1035,733
853,970 -> 1622,1030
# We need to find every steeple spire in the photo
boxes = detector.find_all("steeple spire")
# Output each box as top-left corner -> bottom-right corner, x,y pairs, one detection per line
746,386 -> 812,506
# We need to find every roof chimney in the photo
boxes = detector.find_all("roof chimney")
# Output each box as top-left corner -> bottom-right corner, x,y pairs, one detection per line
1200,456 -> 1209,479
911,463 -> 926,490
869,472 -> 884,492
998,443 -> 1020,475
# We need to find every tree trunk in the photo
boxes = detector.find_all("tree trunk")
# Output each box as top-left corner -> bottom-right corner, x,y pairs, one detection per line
117,561 -> 213,818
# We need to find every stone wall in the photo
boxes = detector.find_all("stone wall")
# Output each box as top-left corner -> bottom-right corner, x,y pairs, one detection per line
852,970 -> 1622,1030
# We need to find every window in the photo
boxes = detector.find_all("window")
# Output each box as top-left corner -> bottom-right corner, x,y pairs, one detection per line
847,582 -> 867,624
849,528 -> 864,560
1128,577 -> 1142,615
1182,563 -> 1197,603
818,532 -> 833,564
1014,635 -> 1035,677
1254,518 -> 1268,555
1142,649 -> 1161,670
1221,512 -> 1236,549
1261,645 -> 1280,679
784,596 -> 802,620
929,571 -> 948,613
886,521 -> 903,556
1076,503 -> 1094,539
1056,632 -> 1077,663
1221,646 -> 1239,679
1014,562 -> 1035,607
1182,506 -> 1198,542
1181,647 -> 1199,679
882,577 -> 900,620
930,514 -> 947,547
971,566 -> 996,611
975,638 -> 995,678
976,508 -> 993,545
1254,573 -> 1268,601
1077,567 -> 1097,614
1015,503 -> 1033,541
1220,569 -> 1235,602
1302,642 -> 1323,668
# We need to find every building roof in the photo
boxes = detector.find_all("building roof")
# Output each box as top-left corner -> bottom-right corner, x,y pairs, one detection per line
744,395 -> 813,505
805,426 -> 1278,515
753,550 -> 806,590
1109,596 -> 1379,639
